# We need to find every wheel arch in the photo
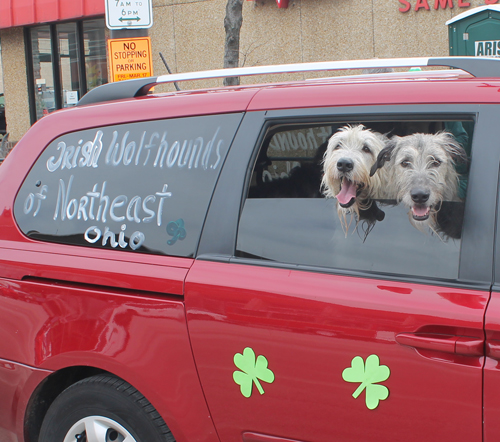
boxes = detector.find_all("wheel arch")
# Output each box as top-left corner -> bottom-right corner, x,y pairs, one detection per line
24,365 -> 108,442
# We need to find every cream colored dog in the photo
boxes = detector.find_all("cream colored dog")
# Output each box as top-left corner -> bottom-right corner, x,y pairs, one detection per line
322,125 -> 389,233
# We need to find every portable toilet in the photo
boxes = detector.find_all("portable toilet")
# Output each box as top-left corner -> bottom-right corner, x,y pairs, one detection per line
447,5 -> 500,57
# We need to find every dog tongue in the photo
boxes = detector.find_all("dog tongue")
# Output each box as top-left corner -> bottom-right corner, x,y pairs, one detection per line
336,178 -> 357,205
412,205 -> 429,217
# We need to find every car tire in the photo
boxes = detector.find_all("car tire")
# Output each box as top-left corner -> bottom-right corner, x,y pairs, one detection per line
38,374 -> 175,442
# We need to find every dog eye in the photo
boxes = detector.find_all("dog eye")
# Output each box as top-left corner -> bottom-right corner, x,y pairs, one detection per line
431,159 -> 442,167
401,160 -> 410,168
362,145 -> 371,153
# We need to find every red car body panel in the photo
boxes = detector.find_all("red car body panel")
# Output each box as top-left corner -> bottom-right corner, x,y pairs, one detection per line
0,275 -> 220,442
0,241 -> 189,293
185,261 -> 488,442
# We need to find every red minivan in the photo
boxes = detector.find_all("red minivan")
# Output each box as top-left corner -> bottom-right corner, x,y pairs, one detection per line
1,57 -> 500,442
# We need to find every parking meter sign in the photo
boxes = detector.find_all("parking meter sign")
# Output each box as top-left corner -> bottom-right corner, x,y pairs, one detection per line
108,37 -> 154,82
106,0 -> 153,30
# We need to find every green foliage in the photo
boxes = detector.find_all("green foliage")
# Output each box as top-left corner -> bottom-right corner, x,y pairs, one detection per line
233,347 -> 275,398
342,354 -> 390,410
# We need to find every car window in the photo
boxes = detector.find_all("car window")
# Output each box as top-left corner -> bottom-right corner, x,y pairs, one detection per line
236,119 -> 473,280
14,113 -> 243,257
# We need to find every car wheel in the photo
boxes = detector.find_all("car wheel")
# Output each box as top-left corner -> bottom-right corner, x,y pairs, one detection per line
39,374 -> 175,442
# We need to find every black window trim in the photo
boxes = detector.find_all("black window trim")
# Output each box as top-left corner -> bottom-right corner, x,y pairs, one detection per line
199,104 -> 498,290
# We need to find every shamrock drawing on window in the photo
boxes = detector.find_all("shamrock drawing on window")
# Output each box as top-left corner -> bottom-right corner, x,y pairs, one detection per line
342,354 -> 390,410
166,218 -> 186,245
233,347 -> 275,398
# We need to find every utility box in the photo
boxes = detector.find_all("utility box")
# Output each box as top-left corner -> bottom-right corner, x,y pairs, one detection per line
447,5 -> 500,57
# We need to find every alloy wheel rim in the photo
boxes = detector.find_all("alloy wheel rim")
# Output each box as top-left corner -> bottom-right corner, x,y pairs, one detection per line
63,416 -> 137,442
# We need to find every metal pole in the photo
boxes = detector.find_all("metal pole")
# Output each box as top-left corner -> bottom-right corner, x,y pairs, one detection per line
159,52 -> 181,91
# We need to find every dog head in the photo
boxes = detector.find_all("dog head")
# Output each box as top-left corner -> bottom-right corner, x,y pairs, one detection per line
322,125 -> 388,212
371,131 -> 467,230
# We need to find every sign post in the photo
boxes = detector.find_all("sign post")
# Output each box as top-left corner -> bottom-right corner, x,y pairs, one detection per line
108,37 -> 154,82
105,0 -> 153,30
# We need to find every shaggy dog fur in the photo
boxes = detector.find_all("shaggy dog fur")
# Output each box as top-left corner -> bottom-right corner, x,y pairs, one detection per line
370,131 -> 467,238
322,125 -> 389,234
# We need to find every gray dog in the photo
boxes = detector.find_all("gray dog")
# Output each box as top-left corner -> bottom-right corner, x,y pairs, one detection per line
370,131 -> 467,236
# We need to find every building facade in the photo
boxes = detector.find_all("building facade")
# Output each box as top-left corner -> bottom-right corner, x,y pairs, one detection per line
0,0 -> 497,144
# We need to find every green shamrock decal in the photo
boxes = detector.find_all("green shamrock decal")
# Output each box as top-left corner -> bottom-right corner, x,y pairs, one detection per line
233,347 -> 275,398
342,354 -> 390,410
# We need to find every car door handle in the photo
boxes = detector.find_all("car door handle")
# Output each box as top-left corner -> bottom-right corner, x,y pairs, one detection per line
396,333 -> 484,356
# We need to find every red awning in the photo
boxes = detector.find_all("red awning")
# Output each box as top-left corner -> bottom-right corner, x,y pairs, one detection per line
0,0 -> 104,29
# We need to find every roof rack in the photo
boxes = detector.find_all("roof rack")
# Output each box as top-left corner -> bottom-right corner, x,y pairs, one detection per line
78,56 -> 500,107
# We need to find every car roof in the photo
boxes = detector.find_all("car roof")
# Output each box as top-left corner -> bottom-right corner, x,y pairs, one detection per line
246,73 -> 499,111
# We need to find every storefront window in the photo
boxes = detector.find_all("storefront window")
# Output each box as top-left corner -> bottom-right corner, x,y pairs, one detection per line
31,26 -> 55,120
28,19 -> 108,123
57,23 -> 81,108
83,20 -> 107,90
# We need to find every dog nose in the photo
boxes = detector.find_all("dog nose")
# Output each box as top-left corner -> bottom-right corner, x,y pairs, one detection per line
411,189 -> 430,203
337,158 -> 354,172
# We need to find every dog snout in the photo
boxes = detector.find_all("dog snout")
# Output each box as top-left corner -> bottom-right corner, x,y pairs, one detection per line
337,158 -> 354,173
410,188 -> 430,204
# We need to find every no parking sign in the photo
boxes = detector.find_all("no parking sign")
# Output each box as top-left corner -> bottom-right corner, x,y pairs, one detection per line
108,37 -> 153,82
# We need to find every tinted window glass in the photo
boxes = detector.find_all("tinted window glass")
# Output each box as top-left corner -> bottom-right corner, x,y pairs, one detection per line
15,113 -> 243,257
237,119 -> 473,280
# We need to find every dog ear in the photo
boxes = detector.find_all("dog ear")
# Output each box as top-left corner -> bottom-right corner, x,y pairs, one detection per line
369,140 -> 397,177
438,131 -> 468,165
449,142 -> 468,166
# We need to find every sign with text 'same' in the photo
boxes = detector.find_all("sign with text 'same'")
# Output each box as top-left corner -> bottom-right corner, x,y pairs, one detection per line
399,0 -> 498,13
105,0 -> 153,29
108,37 -> 153,82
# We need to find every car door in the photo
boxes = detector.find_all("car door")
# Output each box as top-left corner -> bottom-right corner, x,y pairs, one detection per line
186,106 -> 496,442
482,114 -> 500,442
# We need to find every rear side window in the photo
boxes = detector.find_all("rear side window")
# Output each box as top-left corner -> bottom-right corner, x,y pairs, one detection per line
14,113 -> 243,257
237,119 -> 473,280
